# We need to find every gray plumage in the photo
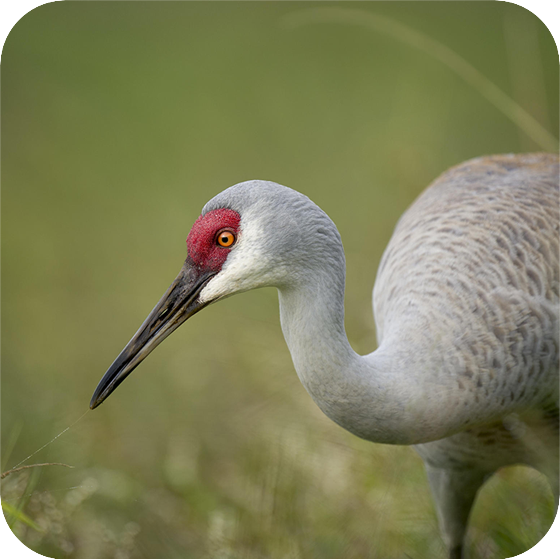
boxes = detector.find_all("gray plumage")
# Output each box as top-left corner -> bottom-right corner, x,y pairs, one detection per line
375,153 -> 559,557
199,153 -> 558,558
92,153 -> 558,558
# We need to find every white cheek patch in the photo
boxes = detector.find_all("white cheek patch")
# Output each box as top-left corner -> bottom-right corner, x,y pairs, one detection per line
199,205 -> 270,303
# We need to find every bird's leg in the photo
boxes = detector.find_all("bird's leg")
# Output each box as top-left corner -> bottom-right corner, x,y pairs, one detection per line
425,465 -> 486,559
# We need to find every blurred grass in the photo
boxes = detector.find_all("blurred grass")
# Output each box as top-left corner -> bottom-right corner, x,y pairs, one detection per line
2,500 -> 44,533
2,2 -> 558,558
282,6 -> 558,152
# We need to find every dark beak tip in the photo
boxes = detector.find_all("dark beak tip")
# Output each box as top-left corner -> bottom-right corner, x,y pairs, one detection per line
90,262 -> 217,409
89,392 -> 103,410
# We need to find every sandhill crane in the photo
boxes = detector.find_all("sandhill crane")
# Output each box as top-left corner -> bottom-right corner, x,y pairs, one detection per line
91,153 -> 559,559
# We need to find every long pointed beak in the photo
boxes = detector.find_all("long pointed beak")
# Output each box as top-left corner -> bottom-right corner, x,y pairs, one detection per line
90,258 -> 216,409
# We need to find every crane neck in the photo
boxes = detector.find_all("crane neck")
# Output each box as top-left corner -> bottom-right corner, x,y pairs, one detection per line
277,275 -> 410,444
277,273 -> 465,446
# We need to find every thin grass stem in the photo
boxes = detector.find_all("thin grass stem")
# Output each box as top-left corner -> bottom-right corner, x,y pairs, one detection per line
282,7 -> 559,152
1,463 -> 75,480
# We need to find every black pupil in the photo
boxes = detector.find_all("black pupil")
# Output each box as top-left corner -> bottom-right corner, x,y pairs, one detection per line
222,235 -> 228,243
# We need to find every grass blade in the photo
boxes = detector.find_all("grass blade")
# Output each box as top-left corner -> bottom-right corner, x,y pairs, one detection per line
283,7 -> 559,152
1,500 -> 45,533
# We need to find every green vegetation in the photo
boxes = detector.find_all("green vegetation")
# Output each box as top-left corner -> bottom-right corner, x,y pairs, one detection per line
2,2 -> 558,558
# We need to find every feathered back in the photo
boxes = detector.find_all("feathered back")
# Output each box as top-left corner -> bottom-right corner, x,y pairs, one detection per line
374,153 -> 559,415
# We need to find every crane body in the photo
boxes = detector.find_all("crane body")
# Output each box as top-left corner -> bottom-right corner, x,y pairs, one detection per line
91,153 -> 559,558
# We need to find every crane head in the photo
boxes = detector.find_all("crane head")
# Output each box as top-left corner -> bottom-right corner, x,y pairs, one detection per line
90,180 -> 343,409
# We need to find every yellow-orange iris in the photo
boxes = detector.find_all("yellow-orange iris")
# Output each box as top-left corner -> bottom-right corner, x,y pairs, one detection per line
217,230 -> 235,247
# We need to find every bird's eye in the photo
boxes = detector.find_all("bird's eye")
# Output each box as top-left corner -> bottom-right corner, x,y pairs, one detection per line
216,230 -> 236,247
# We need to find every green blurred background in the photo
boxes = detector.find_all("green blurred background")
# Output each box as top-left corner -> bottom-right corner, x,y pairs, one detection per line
2,2 -> 558,558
